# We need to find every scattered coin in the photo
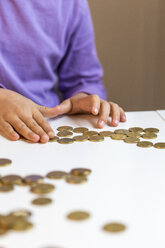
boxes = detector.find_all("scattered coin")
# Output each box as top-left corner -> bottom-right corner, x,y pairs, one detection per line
129,127 -> 143,133
67,211 -> 90,221
12,219 -> 33,231
1,175 -> 22,185
30,183 -> 55,194
24,175 -> 44,185
70,168 -> 91,177
46,171 -> 68,180
73,127 -> 89,133
137,141 -> 153,148
114,129 -> 129,135
49,136 -> 59,142
57,131 -> 73,137
111,134 -> 126,140
89,135 -> 104,142
103,222 -> 126,233
0,159 -> 12,167
57,126 -> 73,131
73,136 -> 88,142
142,133 -> 157,139
9,210 -> 32,218
144,128 -> 159,133
66,175 -> 87,184
99,131 -> 113,137
124,137 -> 140,144
32,197 -> 52,206
57,138 -> 74,144
0,184 -> 14,192
154,142 -> 165,149
83,131 -> 98,137
127,132 -> 141,138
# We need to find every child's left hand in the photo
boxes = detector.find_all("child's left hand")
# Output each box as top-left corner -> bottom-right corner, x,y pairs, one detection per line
41,93 -> 126,128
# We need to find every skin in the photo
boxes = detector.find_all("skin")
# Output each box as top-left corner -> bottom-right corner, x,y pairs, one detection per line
0,89 -> 126,143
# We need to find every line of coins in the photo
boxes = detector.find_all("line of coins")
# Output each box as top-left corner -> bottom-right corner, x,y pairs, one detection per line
47,126 -> 165,149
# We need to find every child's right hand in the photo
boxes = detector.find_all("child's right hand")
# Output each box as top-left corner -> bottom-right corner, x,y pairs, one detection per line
0,89 -> 58,143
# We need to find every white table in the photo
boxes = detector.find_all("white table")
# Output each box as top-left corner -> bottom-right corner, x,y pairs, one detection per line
0,111 -> 165,248
157,110 -> 165,122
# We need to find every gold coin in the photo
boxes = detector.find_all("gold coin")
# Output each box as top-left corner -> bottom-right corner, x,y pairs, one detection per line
32,197 -> 52,206
99,131 -> 113,137
89,135 -> 104,142
46,171 -> 68,180
24,175 -> 44,185
67,211 -> 90,221
103,222 -> 126,233
144,128 -> 159,133
0,184 -> 14,192
114,129 -> 129,135
70,168 -> 91,177
73,136 -> 88,142
57,126 -> 73,131
57,131 -> 73,137
142,133 -> 157,139
154,142 -> 165,149
111,134 -> 126,140
57,138 -> 74,144
49,136 -> 59,142
1,175 -> 22,185
30,183 -> 55,194
9,210 -> 32,218
137,141 -> 153,148
127,132 -> 141,138
124,137 -> 140,143
73,127 -> 89,133
129,127 -> 143,133
83,131 -> 98,137
66,175 -> 87,184
0,227 -> 7,236
0,159 -> 12,167
12,219 -> 33,231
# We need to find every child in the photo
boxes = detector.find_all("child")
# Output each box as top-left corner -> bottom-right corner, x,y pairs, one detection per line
0,0 -> 126,143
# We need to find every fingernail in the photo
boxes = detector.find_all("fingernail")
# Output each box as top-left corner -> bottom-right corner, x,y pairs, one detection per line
41,134 -> 49,142
30,133 -> 40,140
48,131 -> 54,138
99,121 -> 105,127
93,107 -> 98,115
114,119 -> 119,125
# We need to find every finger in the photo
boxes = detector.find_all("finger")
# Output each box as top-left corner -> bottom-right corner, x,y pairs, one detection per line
97,101 -> 110,128
21,115 -> 50,143
9,117 -> 40,143
120,107 -> 126,122
33,111 -> 54,139
90,95 -> 101,115
0,121 -> 20,141
38,105 -> 60,118
110,103 -> 121,127
53,99 -> 72,115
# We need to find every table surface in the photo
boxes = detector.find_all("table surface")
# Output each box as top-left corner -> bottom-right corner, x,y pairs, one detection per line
157,110 -> 165,121
0,111 -> 165,248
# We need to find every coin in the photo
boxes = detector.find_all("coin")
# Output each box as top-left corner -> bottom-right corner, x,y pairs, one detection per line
46,171 -> 68,180
57,126 -> 73,131
73,136 -> 88,142
0,227 -> 7,236
9,210 -> 32,218
103,222 -> 126,233
73,127 -> 89,133
49,136 -> 59,142
70,168 -> 91,177
30,183 -> 55,194
0,159 -> 12,167
124,137 -> 140,143
144,128 -> 159,133
99,131 -> 113,137
142,133 -> 157,139
154,143 -> 165,149
1,175 -> 22,185
12,219 -> 33,231
24,175 -> 44,185
127,132 -> 141,138
83,131 -> 98,137
89,135 -> 104,142
57,138 -> 74,144
32,197 -> 52,206
0,185 -> 14,192
129,127 -> 143,133
111,134 -> 126,140
57,131 -> 73,137
66,175 -> 87,184
67,211 -> 90,221
114,129 -> 129,135
137,141 -> 153,148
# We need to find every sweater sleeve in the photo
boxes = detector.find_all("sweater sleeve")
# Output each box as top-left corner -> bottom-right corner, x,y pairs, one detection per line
57,0 -> 107,101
